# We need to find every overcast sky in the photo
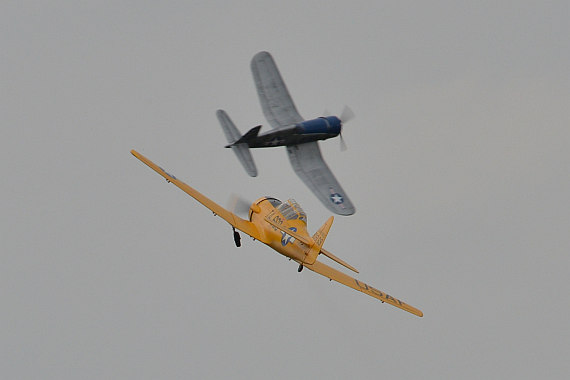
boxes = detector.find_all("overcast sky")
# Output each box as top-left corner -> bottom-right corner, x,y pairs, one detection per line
2,1 -> 569,379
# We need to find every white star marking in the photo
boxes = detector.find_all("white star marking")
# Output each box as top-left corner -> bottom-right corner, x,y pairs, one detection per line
331,194 -> 344,204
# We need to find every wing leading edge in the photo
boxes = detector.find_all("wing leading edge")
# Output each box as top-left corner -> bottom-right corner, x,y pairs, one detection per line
287,142 -> 355,215
131,150 -> 262,241
304,259 -> 423,317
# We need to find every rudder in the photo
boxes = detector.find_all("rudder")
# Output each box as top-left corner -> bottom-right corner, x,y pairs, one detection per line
305,216 -> 334,264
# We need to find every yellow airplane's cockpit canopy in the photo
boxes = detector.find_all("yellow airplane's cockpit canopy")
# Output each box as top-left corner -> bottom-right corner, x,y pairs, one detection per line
265,197 -> 282,207
277,199 -> 307,224
257,197 -> 307,224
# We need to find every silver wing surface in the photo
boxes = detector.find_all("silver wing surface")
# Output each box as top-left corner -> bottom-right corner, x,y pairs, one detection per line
287,142 -> 355,215
251,51 -> 304,129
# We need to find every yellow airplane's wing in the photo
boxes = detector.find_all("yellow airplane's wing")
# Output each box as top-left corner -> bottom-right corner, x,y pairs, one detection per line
131,150 -> 262,240
304,259 -> 423,317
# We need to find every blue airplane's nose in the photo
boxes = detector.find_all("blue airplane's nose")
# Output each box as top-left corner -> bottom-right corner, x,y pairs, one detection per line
324,116 -> 342,133
297,116 -> 341,135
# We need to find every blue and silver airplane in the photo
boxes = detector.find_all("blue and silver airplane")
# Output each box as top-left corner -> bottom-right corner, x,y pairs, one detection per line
217,51 -> 356,216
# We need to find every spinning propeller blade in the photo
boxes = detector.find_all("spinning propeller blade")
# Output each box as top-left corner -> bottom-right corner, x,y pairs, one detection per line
227,194 -> 252,218
324,106 -> 354,151
340,105 -> 355,124
339,106 -> 354,151
339,133 -> 347,151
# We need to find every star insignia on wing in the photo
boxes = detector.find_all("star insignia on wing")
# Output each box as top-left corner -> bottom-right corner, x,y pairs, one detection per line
330,193 -> 344,204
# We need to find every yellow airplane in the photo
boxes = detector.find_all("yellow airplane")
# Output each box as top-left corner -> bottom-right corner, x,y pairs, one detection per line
131,149 -> 423,317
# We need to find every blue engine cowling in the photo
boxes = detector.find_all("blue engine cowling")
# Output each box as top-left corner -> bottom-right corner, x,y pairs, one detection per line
295,116 -> 341,135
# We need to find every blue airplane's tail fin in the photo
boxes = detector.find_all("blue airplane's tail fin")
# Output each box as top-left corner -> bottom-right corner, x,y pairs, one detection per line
216,110 -> 258,177
234,125 -> 261,145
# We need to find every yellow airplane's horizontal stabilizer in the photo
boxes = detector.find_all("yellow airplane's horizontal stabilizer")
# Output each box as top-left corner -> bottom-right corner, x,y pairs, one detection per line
266,211 -> 358,273
320,248 -> 358,273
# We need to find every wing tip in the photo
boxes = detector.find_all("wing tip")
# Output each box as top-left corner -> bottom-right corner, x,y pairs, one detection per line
330,209 -> 356,217
253,51 -> 272,60
403,305 -> 424,317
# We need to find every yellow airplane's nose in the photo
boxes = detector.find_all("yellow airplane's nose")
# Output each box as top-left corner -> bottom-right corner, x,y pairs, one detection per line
251,204 -> 261,213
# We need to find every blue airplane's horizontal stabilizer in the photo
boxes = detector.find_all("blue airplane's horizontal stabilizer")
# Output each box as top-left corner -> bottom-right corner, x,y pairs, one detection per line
216,110 -> 258,177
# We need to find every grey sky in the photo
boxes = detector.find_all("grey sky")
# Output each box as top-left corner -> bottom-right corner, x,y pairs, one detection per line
2,1 -> 569,379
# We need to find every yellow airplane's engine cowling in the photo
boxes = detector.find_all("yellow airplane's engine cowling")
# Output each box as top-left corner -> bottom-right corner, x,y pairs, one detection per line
249,197 -> 271,221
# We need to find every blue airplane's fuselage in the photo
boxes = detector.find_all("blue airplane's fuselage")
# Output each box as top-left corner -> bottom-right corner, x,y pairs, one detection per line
240,116 -> 342,148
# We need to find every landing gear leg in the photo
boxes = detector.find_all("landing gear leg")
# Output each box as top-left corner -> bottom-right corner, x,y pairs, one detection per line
298,264 -> 304,272
233,227 -> 241,247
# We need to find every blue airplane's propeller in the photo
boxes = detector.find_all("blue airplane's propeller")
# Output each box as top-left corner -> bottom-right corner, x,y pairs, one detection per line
340,105 -> 355,124
339,106 -> 355,151
323,105 -> 354,151
339,133 -> 347,152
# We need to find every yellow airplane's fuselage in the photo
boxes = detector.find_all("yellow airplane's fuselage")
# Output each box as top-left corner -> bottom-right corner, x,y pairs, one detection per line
249,197 -> 311,264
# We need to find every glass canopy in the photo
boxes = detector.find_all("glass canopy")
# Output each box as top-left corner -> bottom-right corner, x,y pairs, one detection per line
277,199 -> 307,224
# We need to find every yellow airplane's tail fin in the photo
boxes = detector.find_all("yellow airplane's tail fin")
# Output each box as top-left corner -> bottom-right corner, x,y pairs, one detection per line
305,216 -> 334,264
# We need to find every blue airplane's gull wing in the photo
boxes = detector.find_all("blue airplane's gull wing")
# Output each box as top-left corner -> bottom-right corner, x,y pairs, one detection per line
287,142 -> 355,216
251,51 -> 304,129
250,51 -> 356,216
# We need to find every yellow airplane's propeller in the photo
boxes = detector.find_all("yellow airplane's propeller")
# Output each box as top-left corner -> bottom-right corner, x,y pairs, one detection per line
227,193 -> 251,218
226,193 -> 254,247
